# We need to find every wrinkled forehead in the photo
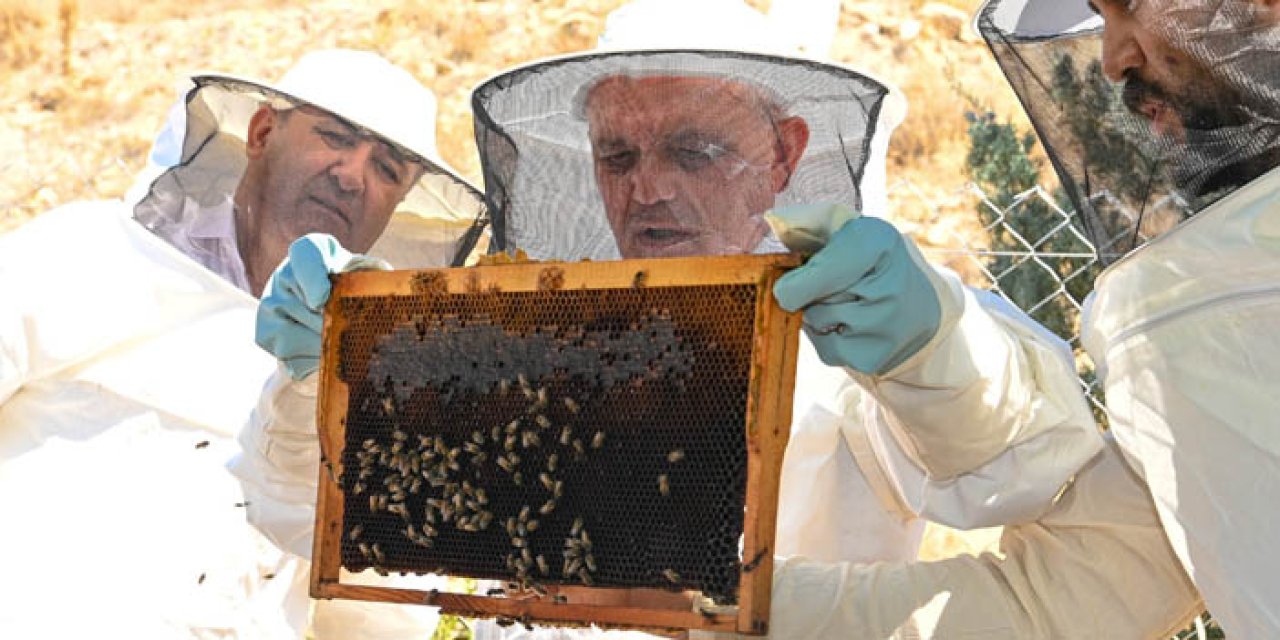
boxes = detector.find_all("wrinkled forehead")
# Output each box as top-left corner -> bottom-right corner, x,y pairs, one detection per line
285,103 -> 421,168
583,75 -> 783,143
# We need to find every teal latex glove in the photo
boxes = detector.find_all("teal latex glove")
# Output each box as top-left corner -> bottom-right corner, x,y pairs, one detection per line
256,234 -> 389,380
772,211 -> 941,376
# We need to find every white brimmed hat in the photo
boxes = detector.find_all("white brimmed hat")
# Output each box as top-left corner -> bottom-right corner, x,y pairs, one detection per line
470,0 -> 905,260
135,49 -> 488,267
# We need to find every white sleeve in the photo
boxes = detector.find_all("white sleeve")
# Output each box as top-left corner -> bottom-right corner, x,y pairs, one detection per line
229,364 -> 324,559
849,260 -> 1104,529
695,440 -> 1202,640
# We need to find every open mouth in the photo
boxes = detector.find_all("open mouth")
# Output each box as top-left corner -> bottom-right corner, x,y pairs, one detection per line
630,227 -> 699,256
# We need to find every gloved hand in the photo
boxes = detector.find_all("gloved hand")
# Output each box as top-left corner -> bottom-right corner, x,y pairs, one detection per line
772,206 -> 941,376
256,233 -> 389,380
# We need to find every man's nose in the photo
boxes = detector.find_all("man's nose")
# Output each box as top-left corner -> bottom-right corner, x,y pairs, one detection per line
1101,22 -> 1145,83
330,141 -> 375,195
630,157 -> 676,206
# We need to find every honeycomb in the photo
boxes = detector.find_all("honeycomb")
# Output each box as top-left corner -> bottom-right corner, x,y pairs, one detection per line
334,283 -> 760,604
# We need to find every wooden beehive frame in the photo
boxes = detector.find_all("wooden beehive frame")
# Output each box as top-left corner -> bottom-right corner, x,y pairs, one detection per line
312,253 -> 802,635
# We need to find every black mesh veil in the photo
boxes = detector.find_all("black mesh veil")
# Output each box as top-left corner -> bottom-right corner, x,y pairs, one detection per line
977,0 -> 1280,264
471,50 -> 897,261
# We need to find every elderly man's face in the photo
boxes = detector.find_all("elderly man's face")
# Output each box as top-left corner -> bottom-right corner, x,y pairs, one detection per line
584,76 -> 808,258
245,105 -> 420,255
1091,0 -> 1275,141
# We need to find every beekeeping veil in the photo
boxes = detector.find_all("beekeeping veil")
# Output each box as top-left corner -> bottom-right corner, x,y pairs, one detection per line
977,0 -> 1280,264
471,0 -> 903,261
133,49 -> 489,268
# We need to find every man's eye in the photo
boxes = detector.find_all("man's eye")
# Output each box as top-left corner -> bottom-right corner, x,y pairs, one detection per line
375,160 -> 402,183
600,151 -> 637,174
672,145 -> 725,171
318,129 -> 355,148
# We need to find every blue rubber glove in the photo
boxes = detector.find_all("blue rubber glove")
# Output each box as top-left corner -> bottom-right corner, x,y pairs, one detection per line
773,213 -> 942,376
256,234 -> 388,380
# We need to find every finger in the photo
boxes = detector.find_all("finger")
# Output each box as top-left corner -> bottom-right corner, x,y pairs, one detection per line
772,217 -> 899,311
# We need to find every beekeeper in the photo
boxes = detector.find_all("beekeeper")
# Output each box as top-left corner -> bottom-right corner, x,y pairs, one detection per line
0,49 -> 485,639
969,1 -> 1280,637
251,1 -> 1195,638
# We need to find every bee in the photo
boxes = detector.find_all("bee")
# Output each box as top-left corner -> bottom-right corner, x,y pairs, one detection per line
195,440 -> 210,450
348,524 -> 363,540
508,452 -> 521,466
553,480 -> 564,498
358,542 -> 372,558
472,451 -> 488,465
521,547 -> 533,565
572,439 -> 585,457
479,511 -> 494,530
539,473 -> 554,491
381,398 -> 395,416
518,373 -> 533,398
658,474 -> 670,497
363,438 -> 378,451
662,569 -> 680,584
570,516 -> 584,537
563,397 -> 580,414
512,536 -> 527,548
534,414 -> 551,430
506,419 -> 521,435
519,506 -> 531,522
393,429 -> 408,441
490,425 -> 503,441
580,529 -> 592,550
530,583 -> 548,597
591,431 -> 606,449
513,471 -> 524,486
368,495 -> 380,512
546,453 -> 559,473
584,554 -> 597,573
524,431 -> 542,448
526,519 -> 540,533
471,430 -> 486,445
506,517 -> 518,537
476,488 -> 489,505
498,378 -> 511,396
536,555 -> 549,575
452,492 -> 465,510
391,441 -> 404,454
353,482 -> 366,495
559,427 -> 573,446
464,441 -> 481,455
564,558 -> 582,576
553,594 -> 568,604
423,523 -> 438,537
667,449 -> 685,464
487,587 -> 506,597
504,435 -> 517,452
578,569 -> 594,586
539,499 -> 557,515
371,544 -> 385,563
537,387 -> 548,406
497,456 -> 514,473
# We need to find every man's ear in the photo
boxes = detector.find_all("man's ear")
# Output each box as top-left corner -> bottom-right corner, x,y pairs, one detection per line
771,116 -> 810,193
245,106 -> 278,160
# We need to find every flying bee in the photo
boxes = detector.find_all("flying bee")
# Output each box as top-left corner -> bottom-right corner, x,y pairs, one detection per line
667,449 -> 685,464
658,474 -> 670,497
559,427 -> 573,446
662,569 -> 680,584
591,431 -> 606,449
563,397 -> 579,414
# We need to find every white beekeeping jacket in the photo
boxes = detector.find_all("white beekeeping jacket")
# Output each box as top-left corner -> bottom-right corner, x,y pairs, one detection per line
0,201 -> 305,638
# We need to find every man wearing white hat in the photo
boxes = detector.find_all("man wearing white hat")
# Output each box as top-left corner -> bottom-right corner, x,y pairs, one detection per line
0,49 -> 486,638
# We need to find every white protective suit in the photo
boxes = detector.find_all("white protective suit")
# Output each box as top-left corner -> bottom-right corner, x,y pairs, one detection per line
0,201 -> 306,638
1080,166 -> 1280,638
